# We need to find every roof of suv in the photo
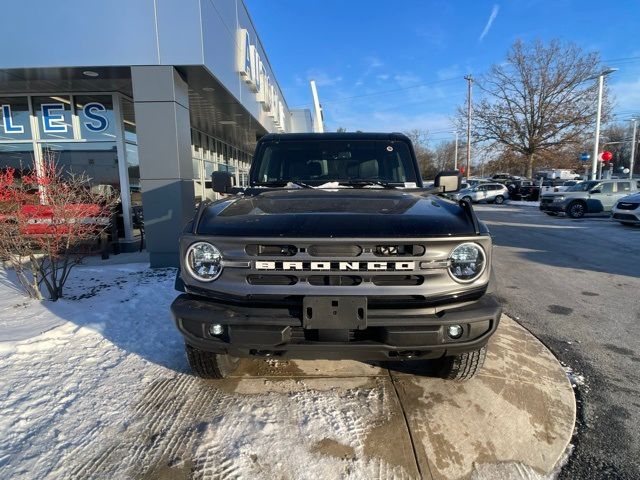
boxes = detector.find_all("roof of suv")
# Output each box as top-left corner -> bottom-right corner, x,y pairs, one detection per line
259,132 -> 411,142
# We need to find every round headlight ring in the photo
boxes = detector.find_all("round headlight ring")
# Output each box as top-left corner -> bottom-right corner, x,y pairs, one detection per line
448,242 -> 486,283
185,242 -> 223,282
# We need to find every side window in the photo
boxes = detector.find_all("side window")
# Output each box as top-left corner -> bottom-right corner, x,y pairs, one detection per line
617,182 -> 631,192
601,183 -> 614,194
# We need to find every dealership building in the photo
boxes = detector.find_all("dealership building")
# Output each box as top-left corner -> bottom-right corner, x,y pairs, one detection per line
0,0 -> 313,267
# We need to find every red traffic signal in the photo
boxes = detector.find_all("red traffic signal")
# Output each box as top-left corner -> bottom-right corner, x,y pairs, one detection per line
601,151 -> 613,162
459,166 -> 465,174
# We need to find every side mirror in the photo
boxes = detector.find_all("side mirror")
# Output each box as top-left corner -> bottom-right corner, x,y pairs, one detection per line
590,189 -> 601,194
434,170 -> 461,193
211,171 -> 233,194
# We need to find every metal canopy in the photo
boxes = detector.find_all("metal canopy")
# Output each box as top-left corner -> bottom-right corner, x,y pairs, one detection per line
0,66 -> 267,153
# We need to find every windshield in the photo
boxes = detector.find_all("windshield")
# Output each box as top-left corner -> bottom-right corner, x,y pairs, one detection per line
566,181 -> 599,192
252,140 -> 419,187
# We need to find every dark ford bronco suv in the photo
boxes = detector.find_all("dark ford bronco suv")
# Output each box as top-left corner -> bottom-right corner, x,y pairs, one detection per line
171,133 -> 502,380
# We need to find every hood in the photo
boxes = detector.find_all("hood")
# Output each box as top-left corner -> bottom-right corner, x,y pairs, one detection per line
618,193 -> 640,203
196,189 -> 479,237
542,190 -> 582,198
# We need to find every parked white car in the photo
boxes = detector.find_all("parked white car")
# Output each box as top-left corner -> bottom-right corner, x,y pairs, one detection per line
612,193 -> 640,226
451,183 -> 509,204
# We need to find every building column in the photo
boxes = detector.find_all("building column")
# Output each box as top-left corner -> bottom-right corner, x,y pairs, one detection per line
132,66 -> 194,268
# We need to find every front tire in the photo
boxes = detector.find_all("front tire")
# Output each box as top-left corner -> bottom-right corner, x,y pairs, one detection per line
462,196 -> 473,203
185,344 -> 239,379
437,346 -> 487,381
494,195 -> 505,205
567,201 -> 586,219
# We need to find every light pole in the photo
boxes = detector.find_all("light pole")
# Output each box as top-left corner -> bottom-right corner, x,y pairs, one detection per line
310,80 -> 324,133
590,67 -> 617,180
453,131 -> 459,170
464,75 -> 473,180
630,118 -> 638,180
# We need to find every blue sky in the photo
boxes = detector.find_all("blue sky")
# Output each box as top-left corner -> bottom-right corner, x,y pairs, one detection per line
246,0 -> 640,142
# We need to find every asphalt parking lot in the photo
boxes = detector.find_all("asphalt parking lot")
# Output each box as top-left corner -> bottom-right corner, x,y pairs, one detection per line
475,204 -> 640,479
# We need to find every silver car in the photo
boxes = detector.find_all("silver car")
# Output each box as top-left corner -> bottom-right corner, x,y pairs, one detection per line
540,180 -> 638,218
451,183 -> 509,204
612,193 -> 640,226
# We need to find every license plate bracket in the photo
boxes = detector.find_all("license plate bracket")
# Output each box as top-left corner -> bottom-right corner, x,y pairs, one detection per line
303,296 -> 367,330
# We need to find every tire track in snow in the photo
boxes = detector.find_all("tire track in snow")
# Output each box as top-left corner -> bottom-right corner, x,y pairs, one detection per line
68,373 -> 415,479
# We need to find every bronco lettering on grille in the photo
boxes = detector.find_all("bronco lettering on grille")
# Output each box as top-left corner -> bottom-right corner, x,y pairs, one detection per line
255,261 -> 416,271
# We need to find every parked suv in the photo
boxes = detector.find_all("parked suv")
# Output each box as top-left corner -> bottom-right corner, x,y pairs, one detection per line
451,183 -> 509,204
540,179 -> 638,218
171,133 -> 502,381
612,193 -> 640,225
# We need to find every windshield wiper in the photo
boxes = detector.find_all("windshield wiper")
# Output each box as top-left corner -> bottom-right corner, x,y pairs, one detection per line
338,180 -> 400,189
254,181 -> 314,189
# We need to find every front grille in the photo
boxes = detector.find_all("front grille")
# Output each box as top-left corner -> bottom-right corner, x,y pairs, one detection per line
613,213 -> 638,221
245,244 -> 298,256
183,235 -> 492,301
308,275 -> 363,286
540,198 -> 553,205
616,202 -> 639,211
247,275 -> 298,286
308,244 -> 362,256
372,275 -> 424,286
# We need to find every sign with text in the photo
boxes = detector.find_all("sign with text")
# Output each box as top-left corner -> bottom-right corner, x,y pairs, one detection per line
237,28 -> 286,132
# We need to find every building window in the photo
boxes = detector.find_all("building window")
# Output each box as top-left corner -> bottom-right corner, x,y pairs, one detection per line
0,96 -> 32,141
0,143 -> 34,177
33,96 -> 74,140
74,95 -> 116,141
40,142 -> 120,188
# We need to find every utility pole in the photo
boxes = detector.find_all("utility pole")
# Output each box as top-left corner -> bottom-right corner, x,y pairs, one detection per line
310,80 -> 324,133
453,131 -> 459,170
630,118 -> 638,180
464,75 -> 473,180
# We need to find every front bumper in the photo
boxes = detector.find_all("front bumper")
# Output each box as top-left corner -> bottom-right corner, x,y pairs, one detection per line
612,210 -> 640,223
539,200 -> 566,212
171,294 -> 502,361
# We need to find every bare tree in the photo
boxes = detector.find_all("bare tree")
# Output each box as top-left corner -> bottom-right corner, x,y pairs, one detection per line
0,158 -> 118,301
601,123 -> 632,172
404,129 -> 438,179
433,141 -> 457,171
466,39 -> 608,178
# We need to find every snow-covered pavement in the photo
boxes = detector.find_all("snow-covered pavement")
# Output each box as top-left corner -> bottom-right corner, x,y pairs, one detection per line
0,264 -> 410,479
0,261 -> 576,479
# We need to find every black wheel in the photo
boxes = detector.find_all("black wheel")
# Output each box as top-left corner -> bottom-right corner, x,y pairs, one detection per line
494,195 -> 505,205
185,344 -> 239,379
437,346 -> 487,381
567,201 -> 586,219
545,212 -> 559,216
462,196 -> 473,203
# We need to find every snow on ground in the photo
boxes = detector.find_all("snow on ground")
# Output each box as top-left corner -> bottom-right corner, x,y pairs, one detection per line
506,200 -> 540,207
0,263 -> 404,479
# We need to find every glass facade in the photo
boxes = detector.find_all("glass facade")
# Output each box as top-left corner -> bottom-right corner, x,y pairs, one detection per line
190,129 -> 252,202
0,91 -> 254,243
0,93 -> 134,240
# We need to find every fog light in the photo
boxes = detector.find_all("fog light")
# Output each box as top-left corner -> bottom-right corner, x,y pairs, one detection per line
209,324 -> 224,336
447,325 -> 463,339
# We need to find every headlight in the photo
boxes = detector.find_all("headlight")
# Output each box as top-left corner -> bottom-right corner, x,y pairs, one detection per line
449,243 -> 486,283
553,196 -> 565,202
185,242 -> 223,282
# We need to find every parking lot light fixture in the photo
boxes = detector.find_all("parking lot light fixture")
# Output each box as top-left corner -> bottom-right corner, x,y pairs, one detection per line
590,68 -> 618,180
630,118 -> 638,180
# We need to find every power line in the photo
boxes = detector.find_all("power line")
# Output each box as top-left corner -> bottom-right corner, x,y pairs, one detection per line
289,76 -> 462,108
